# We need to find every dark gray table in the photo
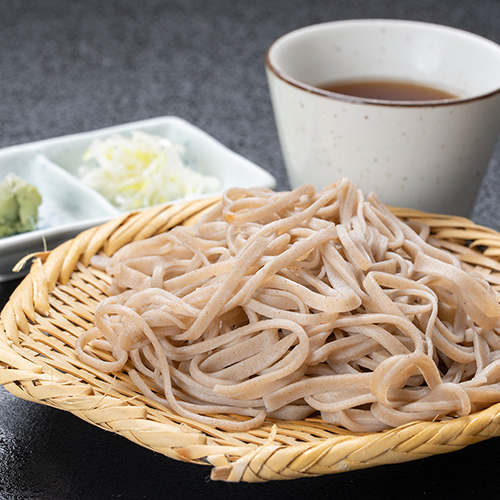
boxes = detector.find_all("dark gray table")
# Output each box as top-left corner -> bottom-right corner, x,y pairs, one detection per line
2,1 -> 500,498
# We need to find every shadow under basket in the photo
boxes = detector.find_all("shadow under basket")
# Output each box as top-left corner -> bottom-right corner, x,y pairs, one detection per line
2,195 -> 500,483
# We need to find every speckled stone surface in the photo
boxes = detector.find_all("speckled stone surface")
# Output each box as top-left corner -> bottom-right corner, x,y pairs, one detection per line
1,0 -> 500,228
2,1 -> 500,498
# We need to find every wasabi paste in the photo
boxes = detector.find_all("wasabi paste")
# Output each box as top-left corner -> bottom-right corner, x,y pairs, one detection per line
0,173 -> 42,238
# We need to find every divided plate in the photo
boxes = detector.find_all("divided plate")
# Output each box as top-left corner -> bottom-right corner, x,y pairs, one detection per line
0,116 -> 276,281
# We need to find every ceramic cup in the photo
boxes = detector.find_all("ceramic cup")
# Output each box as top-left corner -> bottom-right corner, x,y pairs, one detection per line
265,19 -> 500,215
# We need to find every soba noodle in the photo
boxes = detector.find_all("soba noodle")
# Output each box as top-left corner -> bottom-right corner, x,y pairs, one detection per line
76,178 -> 500,432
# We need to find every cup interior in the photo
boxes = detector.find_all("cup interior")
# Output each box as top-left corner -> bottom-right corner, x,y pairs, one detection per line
266,20 -> 500,102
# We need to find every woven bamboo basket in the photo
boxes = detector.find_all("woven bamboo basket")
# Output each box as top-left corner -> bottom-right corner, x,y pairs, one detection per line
2,196 -> 500,483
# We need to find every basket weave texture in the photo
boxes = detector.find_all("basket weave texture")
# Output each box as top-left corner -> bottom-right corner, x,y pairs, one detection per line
2,197 -> 500,482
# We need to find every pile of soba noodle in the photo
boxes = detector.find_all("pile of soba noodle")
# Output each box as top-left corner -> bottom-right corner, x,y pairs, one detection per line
76,178 -> 500,432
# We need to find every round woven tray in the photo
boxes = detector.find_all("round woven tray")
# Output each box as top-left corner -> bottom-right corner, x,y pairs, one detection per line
2,196 -> 500,483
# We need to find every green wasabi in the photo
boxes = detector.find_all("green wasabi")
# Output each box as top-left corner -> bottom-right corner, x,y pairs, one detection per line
0,173 -> 42,238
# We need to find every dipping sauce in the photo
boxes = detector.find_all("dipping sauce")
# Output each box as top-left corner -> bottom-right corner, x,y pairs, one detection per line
318,79 -> 459,101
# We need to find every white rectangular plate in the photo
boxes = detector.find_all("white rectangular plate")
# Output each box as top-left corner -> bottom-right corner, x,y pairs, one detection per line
0,116 -> 276,281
